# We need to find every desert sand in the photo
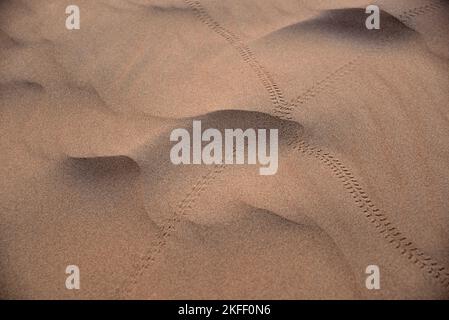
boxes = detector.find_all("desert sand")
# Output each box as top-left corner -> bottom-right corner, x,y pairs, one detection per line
0,0 -> 449,299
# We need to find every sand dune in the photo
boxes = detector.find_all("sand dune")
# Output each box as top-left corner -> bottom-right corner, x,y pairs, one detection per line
1,0 -> 449,299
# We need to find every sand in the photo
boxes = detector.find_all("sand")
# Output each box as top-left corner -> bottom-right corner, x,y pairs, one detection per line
0,0 -> 448,299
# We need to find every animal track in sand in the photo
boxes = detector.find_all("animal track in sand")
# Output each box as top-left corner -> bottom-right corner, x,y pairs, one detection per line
398,0 -> 446,29
118,0 -> 449,297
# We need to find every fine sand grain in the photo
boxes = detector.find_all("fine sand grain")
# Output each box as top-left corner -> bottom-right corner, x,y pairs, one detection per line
1,0 -> 449,299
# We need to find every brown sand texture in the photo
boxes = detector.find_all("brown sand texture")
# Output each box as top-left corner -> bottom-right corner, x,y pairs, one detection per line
1,0 -> 449,299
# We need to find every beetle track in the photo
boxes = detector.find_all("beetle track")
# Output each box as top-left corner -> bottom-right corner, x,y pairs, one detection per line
119,0 -> 449,297
118,162 -> 226,297
398,0 -> 446,27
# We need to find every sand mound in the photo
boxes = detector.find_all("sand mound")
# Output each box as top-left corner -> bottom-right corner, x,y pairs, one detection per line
270,8 -> 417,42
